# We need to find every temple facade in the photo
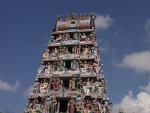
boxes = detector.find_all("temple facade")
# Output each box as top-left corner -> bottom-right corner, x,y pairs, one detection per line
25,13 -> 111,113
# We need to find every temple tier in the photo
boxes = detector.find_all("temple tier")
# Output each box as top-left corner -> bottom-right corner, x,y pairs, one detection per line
25,13 -> 111,113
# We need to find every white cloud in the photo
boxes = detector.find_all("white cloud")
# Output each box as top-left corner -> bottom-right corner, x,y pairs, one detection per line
0,79 -> 20,92
112,82 -> 150,113
118,51 -> 150,73
145,19 -> 150,39
95,14 -> 113,30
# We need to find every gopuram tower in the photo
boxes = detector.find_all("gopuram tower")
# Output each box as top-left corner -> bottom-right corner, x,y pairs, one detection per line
25,13 -> 111,113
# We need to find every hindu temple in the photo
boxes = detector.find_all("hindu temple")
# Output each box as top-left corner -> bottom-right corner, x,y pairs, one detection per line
25,13 -> 112,113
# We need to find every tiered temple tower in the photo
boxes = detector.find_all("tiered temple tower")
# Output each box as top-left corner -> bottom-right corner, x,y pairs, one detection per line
25,13 -> 111,113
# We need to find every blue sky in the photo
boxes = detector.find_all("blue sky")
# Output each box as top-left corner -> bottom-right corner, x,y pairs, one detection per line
0,0 -> 150,113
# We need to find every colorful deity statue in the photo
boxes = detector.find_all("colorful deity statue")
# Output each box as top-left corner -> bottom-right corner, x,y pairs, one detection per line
69,78 -> 76,90
93,99 -> 101,113
45,96 -> 51,113
81,33 -> 86,41
71,60 -> 78,71
75,105 -> 80,113
50,77 -> 55,90
76,75 -> 82,90
34,104 -> 42,113
93,62 -> 99,74
83,81 -> 91,95
76,95 -> 83,113
90,32 -> 96,43
77,45 -> 81,54
39,83 -> 45,96
45,68 -> 51,77
37,65 -> 45,75
54,77 -> 61,90
58,61 -> 64,71
90,13 -> 96,29
86,78 -> 91,86
46,64 -> 52,76
102,106 -> 107,113
50,35 -> 55,43
39,82 -> 48,96
73,32 -> 78,40
84,99 -> 91,113
83,47 -> 89,58
54,48 -> 58,55
30,108 -> 36,113
47,80 -> 51,93
43,50 -> 49,61
53,62 -> 58,71
56,34 -> 62,42
104,100 -> 110,113
69,97 -> 76,113
94,80 -> 99,90
94,79 -> 104,97
84,83 -> 92,95
91,46 -> 97,56
62,33 -> 66,41
65,33 -> 70,40
73,46 -> 79,55
50,96 -> 57,113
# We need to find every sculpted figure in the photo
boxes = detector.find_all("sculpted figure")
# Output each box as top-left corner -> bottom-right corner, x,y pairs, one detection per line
45,96 -> 51,113
91,46 -> 97,56
69,78 -> 76,90
77,45 -> 81,55
81,33 -> 86,41
43,50 -> 49,61
73,32 -> 78,40
71,60 -> 78,71
69,97 -> 75,113
86,78 -> 91,86
58,61 -> 64,71
65,33 -> 70,40
95,78 -> 104,97
90,13 -> 96,29
50,96 -> 57,113
56,34 -> 62,42
38,65 -> 45,74
83,47 -> 89,58
54,77 -> 61,90
76,94 -> 83,110
76,75 -> 82,90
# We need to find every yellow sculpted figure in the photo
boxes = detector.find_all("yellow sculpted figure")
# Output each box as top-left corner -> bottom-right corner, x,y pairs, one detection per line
69,78 -> 76,90
43,50 -> 49,61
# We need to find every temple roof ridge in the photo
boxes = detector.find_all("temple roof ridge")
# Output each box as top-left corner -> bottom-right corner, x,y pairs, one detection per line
56,12 -> 96,22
